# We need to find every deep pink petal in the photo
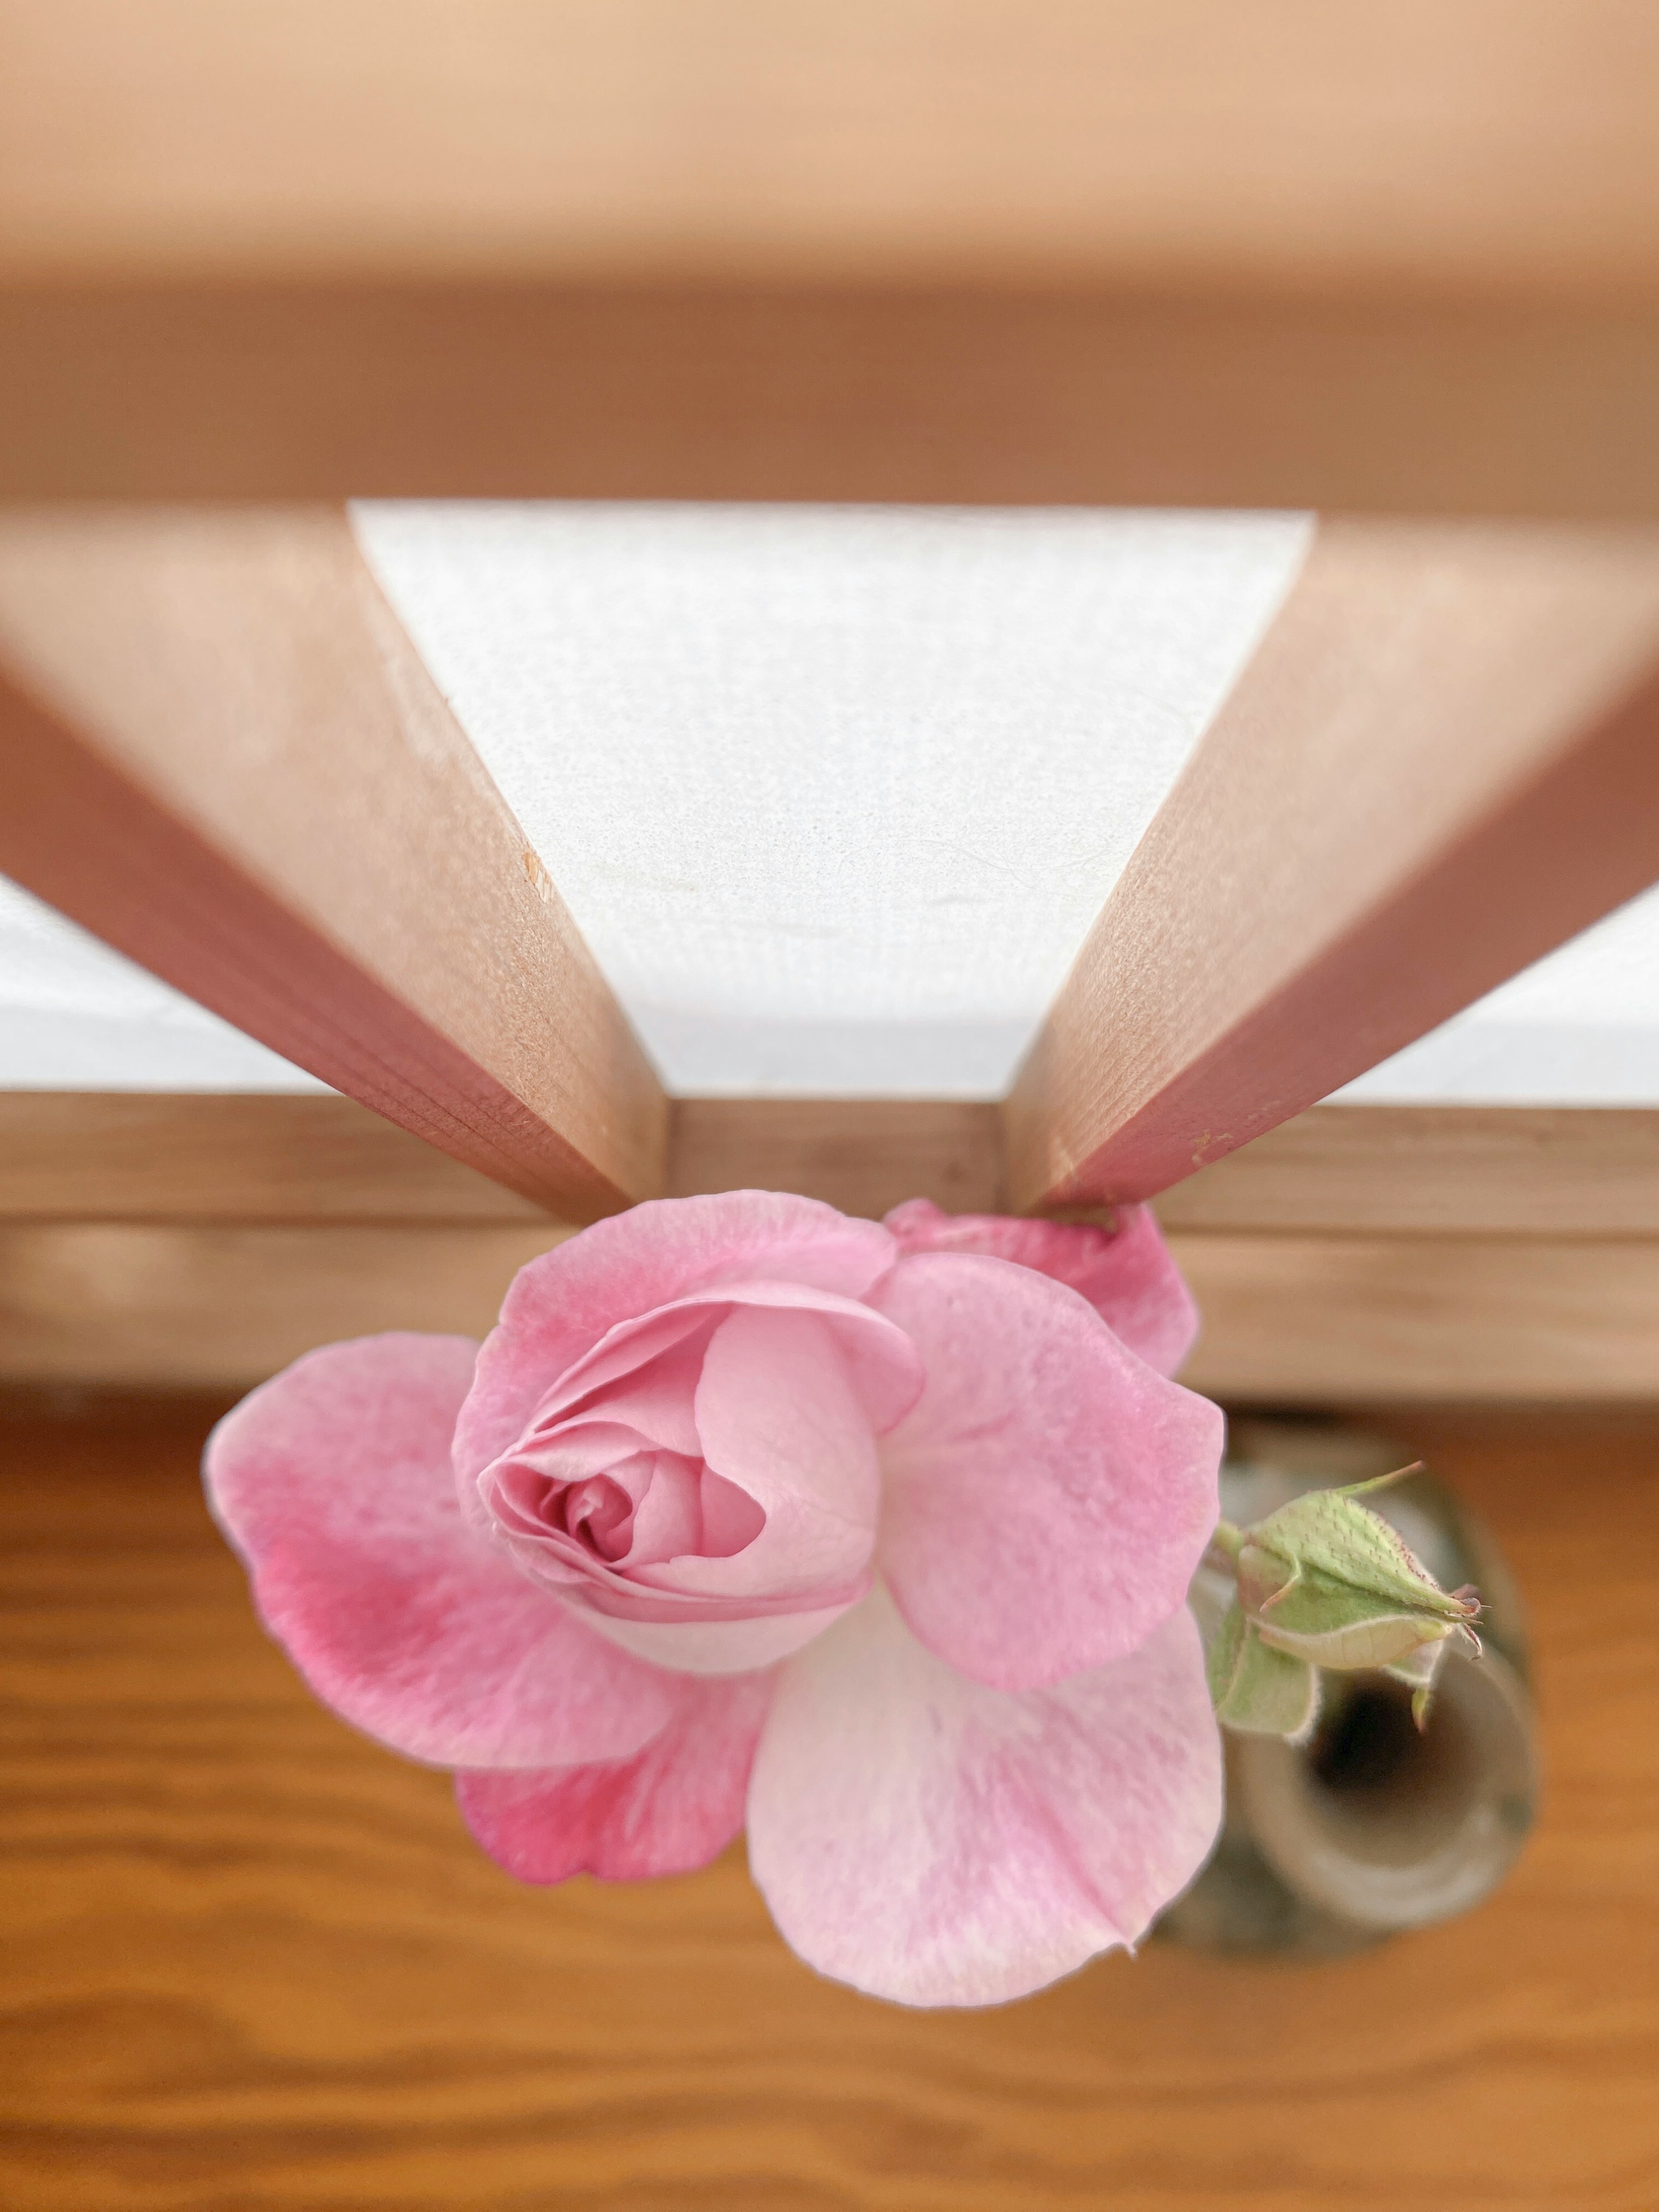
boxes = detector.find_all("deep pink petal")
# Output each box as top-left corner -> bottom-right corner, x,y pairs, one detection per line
456,1194 -> 899,1481
204,1335 -> 679,1768
457,1670 -> 774,1882
884,1197 -> 1198,1376
746,1588 -> 1222,2007
869,1253 -> 1223,1692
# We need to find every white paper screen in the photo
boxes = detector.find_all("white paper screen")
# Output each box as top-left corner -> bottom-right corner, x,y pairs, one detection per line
352,502 -> 1311,1095
4,500 -> 1656,1108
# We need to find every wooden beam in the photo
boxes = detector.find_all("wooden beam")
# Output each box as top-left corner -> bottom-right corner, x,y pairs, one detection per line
0,1092 -> 1008,1225
666,1099 -> 1006,1220
3,1092 -> 1655,1398
0,1223 -> 570,1392
7,286 -> 1659,518
4,1217 -> 1654,1401
1006,521 -> 1659,1213
1153,1106 -> 1659,1237
4,3 -> 1659,511
0,1093 -> 552,1225
6,1093 -> 1659,1238
0,509 -> 667,1219
1174,1233 -> 1659,1404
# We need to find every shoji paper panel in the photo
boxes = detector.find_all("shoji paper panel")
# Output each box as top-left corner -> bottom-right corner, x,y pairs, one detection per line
1335,881 -> 1659,1105
353,503 -> 1313,1096
0,875 -> 326,1090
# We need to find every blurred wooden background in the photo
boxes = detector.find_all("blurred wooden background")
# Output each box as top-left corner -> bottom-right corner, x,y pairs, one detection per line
4,1389 -> 1657,2209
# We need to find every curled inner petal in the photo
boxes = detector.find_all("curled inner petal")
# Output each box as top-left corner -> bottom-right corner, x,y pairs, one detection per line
488,1443 -> 766,1580
563,1472 -> 637,1560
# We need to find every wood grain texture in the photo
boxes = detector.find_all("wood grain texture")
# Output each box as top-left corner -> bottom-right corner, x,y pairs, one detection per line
5,1 -> 1659,510
7,1093 -> 1654,1238
1152,1105 -> 1659,1236
3,1220 -> 1655,1402
0,1224 -> 568,1391
3,1391 -> 1657,2209
667,1098 -> 1007,1220
0,509 -> 667,1220
1006,521 -> 1659,1213
0,1094 -> 554,1226
1170,1233 -> 1659,1404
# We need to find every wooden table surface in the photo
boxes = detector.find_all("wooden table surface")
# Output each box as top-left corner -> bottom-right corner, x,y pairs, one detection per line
4,1390 -> 1657,2210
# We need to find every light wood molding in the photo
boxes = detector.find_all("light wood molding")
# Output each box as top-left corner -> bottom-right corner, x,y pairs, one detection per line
2,1217 -> 1654,1402
6,1092 -> 1659,1237
4,3 -> 1659,510
1153,1106 -> 1659,1237
8,287 -> 1659,518
0,1223 -> 569,1391
666,1098 -> 1007,1220
0,1093 -> 1005,1226
1006,521 -> 1659,1214
0,509 -> 667,1220
0,1093 -> 552,1225
1172,1233 -> 1659,1404
2,1093 -> 1654,1395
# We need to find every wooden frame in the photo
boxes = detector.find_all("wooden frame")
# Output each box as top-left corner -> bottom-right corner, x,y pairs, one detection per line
4,508 -> 1659,1406
3,1094 -> 1656,1401
8,1093 -> 1659,1237
6,509 -> 1658,1236
3,13 -> 1659,1403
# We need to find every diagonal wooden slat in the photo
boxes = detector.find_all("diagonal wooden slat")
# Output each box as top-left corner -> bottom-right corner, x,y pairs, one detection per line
0,508 -> 667,1220
1005,521 -> 1659,1212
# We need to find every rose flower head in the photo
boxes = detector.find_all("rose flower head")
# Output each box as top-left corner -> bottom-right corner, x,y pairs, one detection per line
205,1191 -> 1225,2006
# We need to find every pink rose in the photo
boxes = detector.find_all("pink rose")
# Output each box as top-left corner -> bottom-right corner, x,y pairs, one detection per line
206,1191 -> 1224,2006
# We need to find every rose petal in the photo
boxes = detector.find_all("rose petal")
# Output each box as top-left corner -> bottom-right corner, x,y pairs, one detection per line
577,1602 -> 859,1675
746,1586 -> 1222,2007
204,1335 -> 679,1768
527,1280 -> 922,1440
884,1198 -> 1198,1376
556,1333 -> 709,1456
677,1304 -> 900,1595
457,1194 -> 900,1478
869,1253 -> 1223,1692
619,1452 -> 711,1564
458,1670 -> 774,1882
552,1298 -> 909,1672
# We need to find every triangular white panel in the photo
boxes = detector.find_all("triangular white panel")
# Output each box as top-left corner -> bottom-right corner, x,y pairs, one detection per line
0,874 -> 326,1090
353,502 -> 1311,1095
1335,881 -> 1659,1104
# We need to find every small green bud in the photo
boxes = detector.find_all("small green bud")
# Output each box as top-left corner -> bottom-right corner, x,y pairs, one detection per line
1209,1466 -> 1482,1735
